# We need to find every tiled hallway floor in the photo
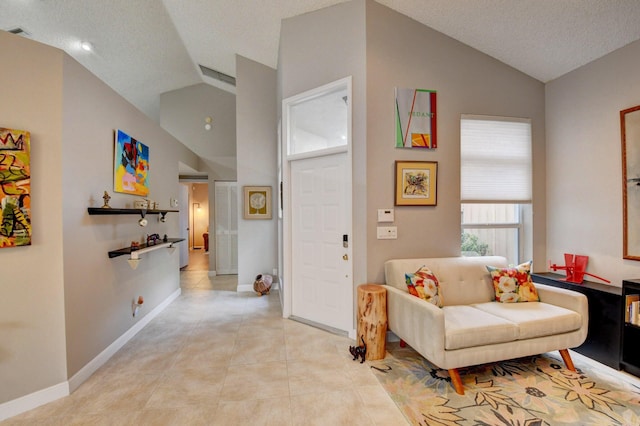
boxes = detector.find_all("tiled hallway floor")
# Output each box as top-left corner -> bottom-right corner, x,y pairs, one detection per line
3,271 -> 407,425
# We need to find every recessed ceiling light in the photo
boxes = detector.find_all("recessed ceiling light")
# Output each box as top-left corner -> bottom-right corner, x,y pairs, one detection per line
80,41 -> 93,52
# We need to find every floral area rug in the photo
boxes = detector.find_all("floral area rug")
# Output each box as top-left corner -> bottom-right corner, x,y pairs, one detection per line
369,343 -> 640,426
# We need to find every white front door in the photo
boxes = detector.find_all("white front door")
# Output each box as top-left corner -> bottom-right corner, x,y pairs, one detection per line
291,152 -> 352,332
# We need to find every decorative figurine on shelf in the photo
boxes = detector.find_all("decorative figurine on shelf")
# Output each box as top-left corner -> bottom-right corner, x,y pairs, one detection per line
549,253 -> 611,284
253,274 -> 273,296
146,233 -> 160,246
130,241 -> 140,250
163,234 -> 168,242
102,191 -> 112,208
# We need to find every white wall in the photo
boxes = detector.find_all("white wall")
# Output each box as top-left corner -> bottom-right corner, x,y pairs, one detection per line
236,55 -> 278,288
546,39 -> 640,286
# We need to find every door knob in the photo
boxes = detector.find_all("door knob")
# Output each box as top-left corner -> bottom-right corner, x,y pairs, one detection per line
343,254 -> 348,260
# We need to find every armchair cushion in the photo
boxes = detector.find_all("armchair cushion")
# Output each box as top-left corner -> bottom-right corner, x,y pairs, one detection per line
487,261 -> 539,303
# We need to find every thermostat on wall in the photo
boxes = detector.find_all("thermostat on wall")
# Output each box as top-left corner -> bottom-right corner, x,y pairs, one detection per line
377,208 -> 394,223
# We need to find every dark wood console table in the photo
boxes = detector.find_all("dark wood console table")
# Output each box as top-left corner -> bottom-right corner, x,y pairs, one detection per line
621,279 -> 640,377
532,272 -> 622,370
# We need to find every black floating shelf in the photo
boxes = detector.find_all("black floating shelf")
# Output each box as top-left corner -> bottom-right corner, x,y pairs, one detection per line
88,207 -> 179,216
108,238 -> 185,258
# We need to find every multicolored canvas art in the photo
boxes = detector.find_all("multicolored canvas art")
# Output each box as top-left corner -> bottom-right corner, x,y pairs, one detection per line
0,127 -> 31,248
114,129 -> 149,196
395,88 -> 437,149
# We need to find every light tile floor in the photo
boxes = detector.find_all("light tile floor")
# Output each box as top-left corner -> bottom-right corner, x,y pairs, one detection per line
2,269 -> 407,425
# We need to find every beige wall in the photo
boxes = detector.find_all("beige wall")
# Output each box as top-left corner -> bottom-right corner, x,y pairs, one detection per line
279,0 -> 369,296
546,39 -> 640,286
160,82 -> 236,273
365,1 -> 546,282
0,31 -> 68,404
236,55 -> 278,287
61,50 -> 199,378
160,83 -> 237,181
1,30 -> 201,407
278,0 -> 546,305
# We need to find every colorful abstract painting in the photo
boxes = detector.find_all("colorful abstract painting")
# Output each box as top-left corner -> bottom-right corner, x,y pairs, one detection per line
395,88 -> 437,149
114,129 -> 149,196
0,127 -> 31,248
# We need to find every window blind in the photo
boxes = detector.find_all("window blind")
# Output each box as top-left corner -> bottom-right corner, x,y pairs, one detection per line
461,115 -> 532,203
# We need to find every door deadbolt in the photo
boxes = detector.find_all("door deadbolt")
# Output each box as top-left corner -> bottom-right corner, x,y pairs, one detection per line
343,254 -> 348,260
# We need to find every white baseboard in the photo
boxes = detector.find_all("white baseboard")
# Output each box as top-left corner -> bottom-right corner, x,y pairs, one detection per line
237,284 -> 253,292
0,288 -> 181,422
0,382 -> 69,422
68,288 -> 181,392
208,270 -> 217,276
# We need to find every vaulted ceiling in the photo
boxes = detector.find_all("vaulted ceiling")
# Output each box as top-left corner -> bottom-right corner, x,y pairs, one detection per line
3,0 -> 640,123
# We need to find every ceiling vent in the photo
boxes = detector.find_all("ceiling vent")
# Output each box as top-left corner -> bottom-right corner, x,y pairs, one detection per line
199,64 -> 236,86
6,27 -> 31,37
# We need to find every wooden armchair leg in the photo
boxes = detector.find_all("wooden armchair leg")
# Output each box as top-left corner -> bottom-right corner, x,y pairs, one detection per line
448,369 -> 465,395
559,349 -> 576,372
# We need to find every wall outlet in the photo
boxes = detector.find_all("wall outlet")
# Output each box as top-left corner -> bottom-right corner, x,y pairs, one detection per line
377,226 -> 398,239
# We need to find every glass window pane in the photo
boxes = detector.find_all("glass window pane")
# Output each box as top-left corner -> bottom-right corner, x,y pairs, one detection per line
461,228 -> 519,265
289,86 -> 348,155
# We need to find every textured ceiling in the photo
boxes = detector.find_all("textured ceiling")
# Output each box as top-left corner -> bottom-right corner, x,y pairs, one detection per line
2,0 -> 640,123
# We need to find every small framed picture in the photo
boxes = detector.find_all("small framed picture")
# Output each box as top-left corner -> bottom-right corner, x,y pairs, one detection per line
243,186 -> 272,219
395,161 -> 438,206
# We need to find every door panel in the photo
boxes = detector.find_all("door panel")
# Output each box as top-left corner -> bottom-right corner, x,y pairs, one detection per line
291,153 -> 352,332
215,181 -> 238,274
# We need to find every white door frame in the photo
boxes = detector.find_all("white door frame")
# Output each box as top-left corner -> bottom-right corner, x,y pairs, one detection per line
178,183 -> 189,268
282,76 -> 354,337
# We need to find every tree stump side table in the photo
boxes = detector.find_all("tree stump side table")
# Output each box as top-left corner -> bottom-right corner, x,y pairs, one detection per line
357,284 -> 387,360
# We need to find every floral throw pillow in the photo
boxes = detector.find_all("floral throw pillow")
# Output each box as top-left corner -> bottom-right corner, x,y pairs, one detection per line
486,261 -> 539,303
405,266 -> 443,307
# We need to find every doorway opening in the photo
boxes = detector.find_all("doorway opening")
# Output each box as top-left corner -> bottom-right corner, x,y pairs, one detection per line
179,182 -> 210,271
189,183 -> 209,251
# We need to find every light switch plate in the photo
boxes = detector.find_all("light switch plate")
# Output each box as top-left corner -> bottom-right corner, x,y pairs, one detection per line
377,226 -> 397,239
377,208 -> 394,223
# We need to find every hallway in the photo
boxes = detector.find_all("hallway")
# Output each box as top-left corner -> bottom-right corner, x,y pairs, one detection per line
181,248 -> 210,272
2,270 -> 405,425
